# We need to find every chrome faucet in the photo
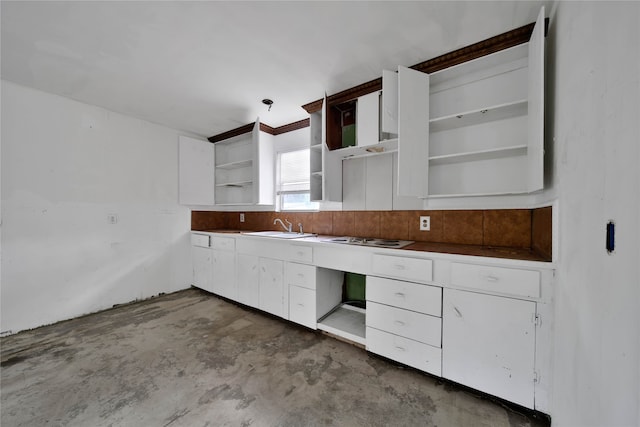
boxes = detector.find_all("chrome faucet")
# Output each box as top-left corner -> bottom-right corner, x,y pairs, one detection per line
298,223 -> 304,234
274,218 -> 292,233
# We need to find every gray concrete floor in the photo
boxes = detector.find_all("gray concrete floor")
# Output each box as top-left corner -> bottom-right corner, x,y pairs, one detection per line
1,289 -> 550,427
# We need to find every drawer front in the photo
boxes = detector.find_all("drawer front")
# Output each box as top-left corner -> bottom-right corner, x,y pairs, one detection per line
289,285 -> 317,329
366,302 -> 441,347
211,236 -> 236,252
366,327 -> 442,376
451,262 -> 540,298
285,262 -> 316,290
367,276 -> 442,317
287,244 -> 313,264
191,233 -> 211,248
371,254 -> 433,283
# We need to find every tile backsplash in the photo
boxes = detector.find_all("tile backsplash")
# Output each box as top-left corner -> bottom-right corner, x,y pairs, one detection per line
192,207 -> 553,259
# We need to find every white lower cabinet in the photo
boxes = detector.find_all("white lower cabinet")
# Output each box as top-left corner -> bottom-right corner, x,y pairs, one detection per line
259,258 -> 285,318
212,249 -> 236,300
236,254 -> 259,308
366,275 -> 443,377
288,285 -> 316,329
442,288 -> 537,409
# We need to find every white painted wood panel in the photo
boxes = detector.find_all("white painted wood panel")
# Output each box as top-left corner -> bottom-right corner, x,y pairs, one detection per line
367,301 -> 442,347
259,258 -> 284,317
178,136 -> 215,205
192,246 -> 213,292
212,249 -> 236,300
190,233 -> 210,248
527,6 -> 545,193
371,254 -> 433,283
367,276 -> 442,316
237,254 -> 259,308
366,327 -> 442,376
289,285 -> 316,329
442,289 -> 536,409
356,91 -> 380,147
450,262 -> 540,298
342,157 -> 366,210
365,154 -> 393,210
391,152 -> 423,210
211,236 -> 235,251
285,262 -> 316,290
397,66 -> 430,197
381,69 -> 399,135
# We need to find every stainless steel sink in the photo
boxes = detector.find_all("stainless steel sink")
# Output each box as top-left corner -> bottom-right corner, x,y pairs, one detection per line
242,231 -> 316,239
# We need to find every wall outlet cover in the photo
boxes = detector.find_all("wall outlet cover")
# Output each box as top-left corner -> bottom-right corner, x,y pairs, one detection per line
240,213 -> 245,223
420,216 -> 430,231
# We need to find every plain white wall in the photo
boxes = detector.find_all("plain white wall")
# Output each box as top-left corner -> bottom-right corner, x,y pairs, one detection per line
0,81 -> 193,334
548,2 -> 639,426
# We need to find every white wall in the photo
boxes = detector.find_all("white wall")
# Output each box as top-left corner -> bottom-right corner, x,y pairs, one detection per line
0,81 -> 193,334
548,2 -> 640,426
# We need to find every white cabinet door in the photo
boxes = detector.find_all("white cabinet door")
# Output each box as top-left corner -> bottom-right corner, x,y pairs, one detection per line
192,246 -> 213,292
212,249 -> 237,300
442,289 -> 536,409
382,69 -> 399,135
356,91 -> 380,147
397,66 -> 430,197
342,154 -> 393,210
179,136 -> 214,205
259,258 -> 284,318
527,6 -> 545,192
392,152 -> 423,210
322,95 -> 343,202
237,254 -> 259,308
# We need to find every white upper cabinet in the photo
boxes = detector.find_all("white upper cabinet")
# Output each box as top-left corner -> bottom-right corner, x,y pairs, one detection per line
427,6 -> 545,198
178,136 -> 215,205
310,95 -> 342,202
214,118 -> 274,205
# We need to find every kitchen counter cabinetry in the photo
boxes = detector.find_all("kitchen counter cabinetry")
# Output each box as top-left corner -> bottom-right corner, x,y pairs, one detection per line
190,232 -> 553,413
211,236 -> 237,300
191,233 -> 213,292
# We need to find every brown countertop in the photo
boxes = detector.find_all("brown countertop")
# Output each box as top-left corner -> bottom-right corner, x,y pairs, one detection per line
195,229 -> 551,263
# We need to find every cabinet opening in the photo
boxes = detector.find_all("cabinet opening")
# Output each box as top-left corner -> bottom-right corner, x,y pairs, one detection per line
317,270 -> 366,345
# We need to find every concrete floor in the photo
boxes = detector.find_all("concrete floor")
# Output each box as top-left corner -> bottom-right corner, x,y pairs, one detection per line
1,289 -> 550,427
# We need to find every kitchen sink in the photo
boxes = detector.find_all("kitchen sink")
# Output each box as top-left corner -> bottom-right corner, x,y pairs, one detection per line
242,231 -> 316,239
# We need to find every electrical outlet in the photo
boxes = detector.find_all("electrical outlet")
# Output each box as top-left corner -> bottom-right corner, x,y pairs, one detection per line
419,216 -> 430,231
240,213 -> 245,223
107,214 -> 118,225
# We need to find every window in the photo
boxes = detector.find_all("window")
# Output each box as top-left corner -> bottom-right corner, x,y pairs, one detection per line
277,149 -> 319,211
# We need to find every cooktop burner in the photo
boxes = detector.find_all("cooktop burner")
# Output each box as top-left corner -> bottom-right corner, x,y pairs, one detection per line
325,237 -> 414,249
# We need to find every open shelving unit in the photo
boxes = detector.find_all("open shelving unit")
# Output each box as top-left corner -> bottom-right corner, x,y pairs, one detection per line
317,303 -> 366,346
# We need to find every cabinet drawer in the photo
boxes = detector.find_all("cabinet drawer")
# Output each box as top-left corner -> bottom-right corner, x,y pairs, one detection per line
366,327 -> 442,376
191,233 -> 211,248
211,236 -> 236,252
367,276 -> 441,317
371,254 -> 433,283
451,263 -> 540,298
285,263 -> 316,290
289,285 -> 317,329
367,302 -> 441,347
287,244 -> 313,264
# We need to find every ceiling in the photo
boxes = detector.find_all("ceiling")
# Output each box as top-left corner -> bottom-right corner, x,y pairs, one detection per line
1,1 -> 551,139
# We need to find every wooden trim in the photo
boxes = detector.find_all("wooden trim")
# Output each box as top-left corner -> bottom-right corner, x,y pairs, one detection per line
208,123 -> 255,143
302,99 -> 323,114
208,119 -> 310,142
259,122 -> 275,135
326,78 -> 382,107
273,118 -> 310,135
411,21 -> 544,74
321,20 -> 545,109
